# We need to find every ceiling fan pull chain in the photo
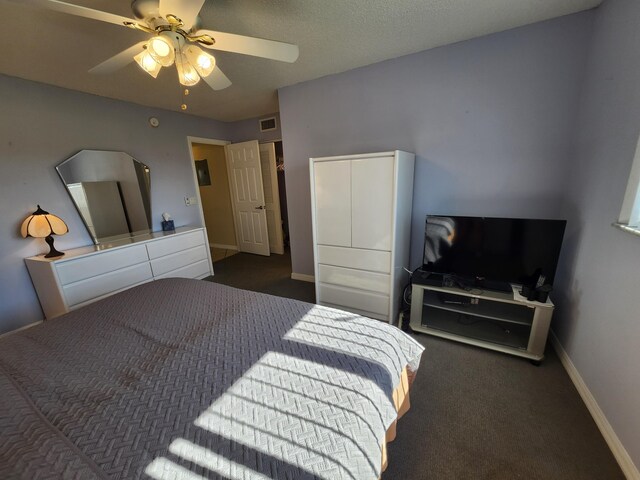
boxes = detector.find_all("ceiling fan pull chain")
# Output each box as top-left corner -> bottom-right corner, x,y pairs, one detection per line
180,67 -> 189,111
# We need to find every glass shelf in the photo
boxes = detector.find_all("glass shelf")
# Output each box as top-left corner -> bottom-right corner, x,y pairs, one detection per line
422,290 -> 534,326
422,307 -> 531,350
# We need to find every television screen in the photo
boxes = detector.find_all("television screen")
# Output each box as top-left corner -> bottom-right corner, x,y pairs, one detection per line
423,216 -> 566,289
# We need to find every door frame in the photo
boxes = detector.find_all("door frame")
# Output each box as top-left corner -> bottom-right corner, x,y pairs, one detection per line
186,136 -> 231,253
259,142 -> 285,255
187,137 -> 287,258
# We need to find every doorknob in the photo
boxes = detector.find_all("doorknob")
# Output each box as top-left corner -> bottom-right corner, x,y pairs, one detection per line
255,205 -> 265,210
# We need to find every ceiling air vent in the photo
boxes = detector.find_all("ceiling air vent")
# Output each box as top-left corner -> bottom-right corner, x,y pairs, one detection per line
259,116 -> 277,132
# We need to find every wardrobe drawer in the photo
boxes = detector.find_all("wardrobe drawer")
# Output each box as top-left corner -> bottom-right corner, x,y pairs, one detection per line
56,245 -> 148,285
63,263 -> 153,307
317,245 -> 391,273
150,245 -> 208,277
318,283 -> 389,317
320,302 -> 388,322
318,264 -> 390,294
147,230 -> 205,260
155,259 -> 210,280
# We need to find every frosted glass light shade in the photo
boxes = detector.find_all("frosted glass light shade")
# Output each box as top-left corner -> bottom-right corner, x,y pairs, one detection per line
176,54 -> 201,86
134,49 -> 162,78
21,205 -> 68,238
184,45 -> 215,78
148,35 -> 175,67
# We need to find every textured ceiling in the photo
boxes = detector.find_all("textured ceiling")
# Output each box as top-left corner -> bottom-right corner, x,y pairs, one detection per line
0,0 -> 601,122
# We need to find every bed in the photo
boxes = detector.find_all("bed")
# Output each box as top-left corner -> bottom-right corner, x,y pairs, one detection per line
0,278 -> 424,479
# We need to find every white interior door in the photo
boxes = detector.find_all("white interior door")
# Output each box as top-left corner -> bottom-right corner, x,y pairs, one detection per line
259,143 -> 285,255
225,140 -> 270,256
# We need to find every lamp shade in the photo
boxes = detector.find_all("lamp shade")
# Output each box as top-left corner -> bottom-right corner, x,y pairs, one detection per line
176,53 -> 201,86
21,205 -> 68,238
134,47 -> 162,78
184,45 -> 216,78
148,35 -> 175,67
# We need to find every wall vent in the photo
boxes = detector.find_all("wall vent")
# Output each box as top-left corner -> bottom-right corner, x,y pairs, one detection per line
259,116 -> 277,132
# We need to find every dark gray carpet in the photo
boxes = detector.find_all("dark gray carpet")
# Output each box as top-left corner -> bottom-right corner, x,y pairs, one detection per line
384,335 -> 624,480
204,255 -> 622,479
205,249 -> 315,304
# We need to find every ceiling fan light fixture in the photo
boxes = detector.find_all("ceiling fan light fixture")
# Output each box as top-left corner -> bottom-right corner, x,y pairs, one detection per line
148,35 -> 175,67
134,48 -> 162,78
176,54 -> 201,86
184,45 -> 215,78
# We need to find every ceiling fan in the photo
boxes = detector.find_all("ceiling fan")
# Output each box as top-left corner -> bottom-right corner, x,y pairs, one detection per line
15,0 -> 299,95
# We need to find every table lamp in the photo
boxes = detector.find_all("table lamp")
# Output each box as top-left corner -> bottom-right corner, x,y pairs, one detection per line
21,205 -> 69,258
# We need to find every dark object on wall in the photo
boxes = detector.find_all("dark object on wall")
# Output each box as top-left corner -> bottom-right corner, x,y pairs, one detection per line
161,220 -> 175,231
259,116 -> 277,132
195,159 -> 212,186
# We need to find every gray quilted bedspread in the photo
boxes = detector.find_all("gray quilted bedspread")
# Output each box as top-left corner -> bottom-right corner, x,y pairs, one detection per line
0,278 -> 423,480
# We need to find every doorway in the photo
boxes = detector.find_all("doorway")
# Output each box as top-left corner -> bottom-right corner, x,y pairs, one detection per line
188,137 -> 291,267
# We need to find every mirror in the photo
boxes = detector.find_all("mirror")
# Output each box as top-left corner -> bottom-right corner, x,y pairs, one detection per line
57,150 -> 152,244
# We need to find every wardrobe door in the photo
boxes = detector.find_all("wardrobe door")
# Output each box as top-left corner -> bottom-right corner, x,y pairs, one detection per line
313,160 -> 352,247
351,156 -> 394,251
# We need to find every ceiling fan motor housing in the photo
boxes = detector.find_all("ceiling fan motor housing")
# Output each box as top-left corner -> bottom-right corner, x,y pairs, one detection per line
160,30 -> 186,49
131,0 -> 201,32
131,0 -> 160,21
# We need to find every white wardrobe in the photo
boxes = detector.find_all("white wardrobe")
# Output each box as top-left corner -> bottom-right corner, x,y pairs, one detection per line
310,151 -> 415,323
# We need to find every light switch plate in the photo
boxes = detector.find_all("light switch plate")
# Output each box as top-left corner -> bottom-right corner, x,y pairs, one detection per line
184,196 -> 198,206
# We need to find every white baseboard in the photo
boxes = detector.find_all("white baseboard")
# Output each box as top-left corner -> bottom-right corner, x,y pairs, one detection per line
291,272 -> 315,283
210,243 -> 238,251
550,331 -> 640,479
0,320 -> 42,339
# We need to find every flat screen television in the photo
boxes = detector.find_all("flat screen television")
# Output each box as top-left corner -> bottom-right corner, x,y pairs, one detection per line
422,215 -> 566,292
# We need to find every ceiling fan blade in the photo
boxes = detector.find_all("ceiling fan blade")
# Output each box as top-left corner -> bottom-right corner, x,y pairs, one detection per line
195,30 -> 299,63
89,41 -> 147,74
17,0 -> 138,27
160,0 -> 205,31
202,66 -> 232,91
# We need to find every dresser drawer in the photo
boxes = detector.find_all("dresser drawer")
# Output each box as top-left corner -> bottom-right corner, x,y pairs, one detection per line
318,264 -> 390,294
56,244 -> 148,285
318,283 -> 389,317
317,245 -> 391,273
155,259 -> 210,280
146,230 -> 205,260
63,263 -> 153,307
150,245 -> 208,277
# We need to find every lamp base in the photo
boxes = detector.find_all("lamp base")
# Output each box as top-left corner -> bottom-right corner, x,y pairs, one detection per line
44,235 -> 64,258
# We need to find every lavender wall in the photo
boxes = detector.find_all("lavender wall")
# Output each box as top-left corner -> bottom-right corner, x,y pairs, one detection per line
279,12 -> 595,277
553,0 -> 640,470
0,74 -> 231,334
229,112 -> 282,143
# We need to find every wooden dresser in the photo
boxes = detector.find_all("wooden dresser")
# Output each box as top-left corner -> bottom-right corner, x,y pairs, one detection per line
25,226 -> 213,319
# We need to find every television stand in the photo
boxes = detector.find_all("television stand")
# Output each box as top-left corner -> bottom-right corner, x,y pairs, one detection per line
409,282 -> 554,362
474,279 -> 512,293
415,270 -> 512,293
